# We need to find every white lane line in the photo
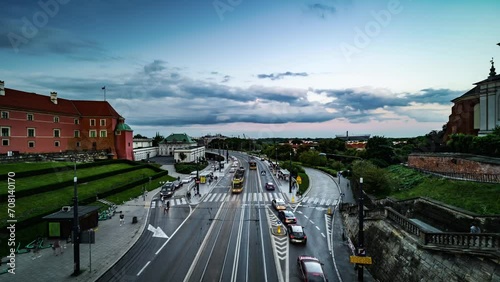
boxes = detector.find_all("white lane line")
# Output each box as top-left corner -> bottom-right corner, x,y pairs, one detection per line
309,220 -> 315,224
137,261 -> 151,276
321,233 -> 326,238
316,226 -> 320,231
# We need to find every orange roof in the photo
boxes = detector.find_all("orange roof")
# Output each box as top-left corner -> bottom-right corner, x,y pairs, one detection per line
0,88 -> 79,115
0,88 -> 121,118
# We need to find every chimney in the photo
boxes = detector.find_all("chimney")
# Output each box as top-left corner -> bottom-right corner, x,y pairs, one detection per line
0,80 -> 4,96
50,91 -> 57,104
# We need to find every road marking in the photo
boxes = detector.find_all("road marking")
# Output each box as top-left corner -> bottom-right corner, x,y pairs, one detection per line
310,220 -> 315,224
136,261 -> 150,276
316,226 -> 320,231
321,232 -> 326,238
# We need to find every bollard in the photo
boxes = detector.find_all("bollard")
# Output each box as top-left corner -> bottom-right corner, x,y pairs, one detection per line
291,196 -> 295,203
277,225 -> 281,234
327,207 -> 332,215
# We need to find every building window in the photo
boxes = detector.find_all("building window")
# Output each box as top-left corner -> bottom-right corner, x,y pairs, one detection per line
27,128 -> 35,137
115,131 -> 121,135
89,130 -> 97,138
76,142 -> 81,147
90,119 -> 96,126
74,119 -> 79,125
1,111 -> 8,119
100,119 -> 106,126
54,129 -> 60,137
28,141 -> 35,148
54,141 -> 60,147
100,130 -> 107,137
54,116 -> 59,123
74,130 -> 80,138
2,139 -> 8,146
27,114 -> 34,121
1,127 -> 10,137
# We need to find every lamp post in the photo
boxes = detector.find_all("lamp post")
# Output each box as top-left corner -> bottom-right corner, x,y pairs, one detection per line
72,157 -> 80,276
196,155 -> 200,195
357,177 -> 365,282
289,150 -> 292,193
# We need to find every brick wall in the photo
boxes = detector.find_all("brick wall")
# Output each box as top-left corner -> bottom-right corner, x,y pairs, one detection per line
408,153 -> 500,175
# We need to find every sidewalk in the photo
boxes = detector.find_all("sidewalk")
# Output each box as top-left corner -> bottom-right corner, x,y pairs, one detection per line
5,189 -> 158,282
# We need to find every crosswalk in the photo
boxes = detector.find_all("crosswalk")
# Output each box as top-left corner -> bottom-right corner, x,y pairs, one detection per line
155,193 -> 338,208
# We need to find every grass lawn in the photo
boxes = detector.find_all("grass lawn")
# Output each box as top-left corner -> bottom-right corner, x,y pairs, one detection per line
1,163 -> 135,195
388,165 -> 500,215
0,168 -> 160,226
0,161 -> 75,174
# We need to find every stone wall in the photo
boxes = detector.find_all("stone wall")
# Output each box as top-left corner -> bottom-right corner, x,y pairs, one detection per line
408,153 -> 500,175
342,213 -> 500,282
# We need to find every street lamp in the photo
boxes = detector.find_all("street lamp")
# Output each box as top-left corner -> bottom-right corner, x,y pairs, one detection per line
72,156 -> 80,276
358,177 -> 365,282
289,150 -> 292,193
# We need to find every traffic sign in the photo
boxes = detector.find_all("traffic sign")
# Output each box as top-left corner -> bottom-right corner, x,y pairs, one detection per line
349,256 -> 372,265
296,176 -> 302,184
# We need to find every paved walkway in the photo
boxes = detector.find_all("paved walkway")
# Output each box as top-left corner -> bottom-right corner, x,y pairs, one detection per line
4,190 -> 157,282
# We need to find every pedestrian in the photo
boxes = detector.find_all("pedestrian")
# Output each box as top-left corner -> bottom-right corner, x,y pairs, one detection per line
164,200 -> 170,214
53,240 -> 61,256
470,224 -> 479,233
120,213 -> 125,226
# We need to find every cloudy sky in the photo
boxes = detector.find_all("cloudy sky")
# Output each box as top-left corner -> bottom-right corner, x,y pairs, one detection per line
1,0 -> 499,139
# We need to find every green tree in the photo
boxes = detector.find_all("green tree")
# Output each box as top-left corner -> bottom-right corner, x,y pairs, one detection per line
152,132 -> 164,147
365,136 -> 395,167
351,160 -> 391,196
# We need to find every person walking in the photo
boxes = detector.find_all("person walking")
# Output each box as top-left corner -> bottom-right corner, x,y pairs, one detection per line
120,213 -> 125,226
53,240 -> 62,256
164,200 -> 170,214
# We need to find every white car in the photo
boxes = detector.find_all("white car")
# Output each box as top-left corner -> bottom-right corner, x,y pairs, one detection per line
272,198 -> 286,210
229,168 -> 235,173
181,177 -> 193,184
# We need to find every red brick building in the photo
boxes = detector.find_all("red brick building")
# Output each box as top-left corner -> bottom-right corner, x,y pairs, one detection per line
0,81 -> 134,160
444,59 -> 500,142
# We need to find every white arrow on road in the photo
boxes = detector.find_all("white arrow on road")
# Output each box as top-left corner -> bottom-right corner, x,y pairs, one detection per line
147,224 -> 169,239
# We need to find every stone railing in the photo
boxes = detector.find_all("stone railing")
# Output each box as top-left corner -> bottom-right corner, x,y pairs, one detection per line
385,207 -> 499,258
422,232 -> 498,251
386,207 -> 422,237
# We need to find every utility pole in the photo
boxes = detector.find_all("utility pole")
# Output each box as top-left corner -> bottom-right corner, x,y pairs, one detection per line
358,177 -> 365,282
72,158 -> 80,276
289,150 -> 292,193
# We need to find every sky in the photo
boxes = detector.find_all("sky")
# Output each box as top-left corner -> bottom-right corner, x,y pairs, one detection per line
1,0 -> 500,139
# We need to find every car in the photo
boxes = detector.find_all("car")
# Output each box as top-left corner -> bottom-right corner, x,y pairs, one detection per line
297,255 -> 328,282
287,225 -> 307,244
278,210 -> 297,225
160,182 -> 175,198
173,180 -> 183,189
272,198 -> 286,210
229,168 -> 235,173
265,182 -> 275,190
181,177 -> 193,184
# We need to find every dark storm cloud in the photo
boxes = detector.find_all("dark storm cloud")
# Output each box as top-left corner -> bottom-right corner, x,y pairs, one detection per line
257,72 -> 308,80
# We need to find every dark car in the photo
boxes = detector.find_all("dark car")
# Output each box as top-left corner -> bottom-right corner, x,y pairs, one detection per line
287,225 -> 307,244
265,182 -> 275,190
160,182 -> 175,199
278,210 -> 297,225
297,256 -> 328,282
173,180 -> 183,189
